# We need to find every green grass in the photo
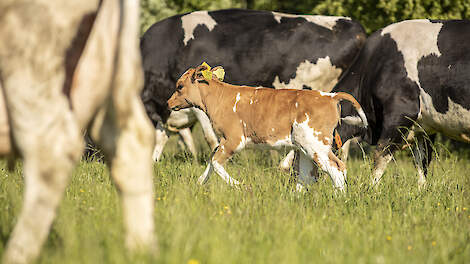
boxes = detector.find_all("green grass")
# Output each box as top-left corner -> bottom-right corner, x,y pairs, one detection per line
0,129 -> 469,263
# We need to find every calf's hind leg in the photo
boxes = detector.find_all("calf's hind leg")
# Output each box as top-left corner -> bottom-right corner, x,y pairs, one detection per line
298,144 -> 347,191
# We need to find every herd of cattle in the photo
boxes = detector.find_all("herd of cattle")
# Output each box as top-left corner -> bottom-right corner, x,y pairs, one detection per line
0,1 -> 469,263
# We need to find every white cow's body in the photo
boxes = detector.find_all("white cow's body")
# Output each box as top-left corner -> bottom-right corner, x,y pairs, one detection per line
0,0 -> 156,263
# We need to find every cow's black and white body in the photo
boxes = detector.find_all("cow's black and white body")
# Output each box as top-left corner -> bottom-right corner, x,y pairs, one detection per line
140,8 -> 366,163
332,19 -> 470,186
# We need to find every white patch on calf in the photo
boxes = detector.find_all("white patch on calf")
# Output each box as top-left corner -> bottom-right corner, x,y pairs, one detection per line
292,115 -> 330,159
270,135 -> 293,149
233,92 -> 241,112
292,115 -> 345,190
181,11 -> 217,45
271,12 -> 350,30
381,20 -> 442,87
235,135 -> 251,152
319,91 -> 336,98
272,57 -> 342,92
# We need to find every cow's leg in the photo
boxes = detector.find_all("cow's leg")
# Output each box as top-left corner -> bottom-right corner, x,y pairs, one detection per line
294,151 -> 319,191
292,150 -> 320,191
198,162 -> 214,185
316,151 -> 347,191
210,141 -> 239,186
279,150 -> 295,171
307,150 -> 346,191
1,79 -> 83,264
197,146 -> 219,185
90,0 -> 155,250
339,139 -> 352,162
192,108 -> 219,150
178,127 -> 198,161
93,98 -> 156,250
371,146 -> 394,186
294,128 -> 346,191
152,121 -> 169,162
412,133 -> 435,188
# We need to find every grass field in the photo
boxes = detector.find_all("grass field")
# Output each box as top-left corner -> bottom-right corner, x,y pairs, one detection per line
0,127 -> 469,263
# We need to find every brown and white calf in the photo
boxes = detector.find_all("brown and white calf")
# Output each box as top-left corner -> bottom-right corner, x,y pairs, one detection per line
0,0 -> 155,263
167,65 -> 368,191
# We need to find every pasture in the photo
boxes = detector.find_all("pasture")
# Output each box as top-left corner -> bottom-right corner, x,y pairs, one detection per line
0,126 -> 469,263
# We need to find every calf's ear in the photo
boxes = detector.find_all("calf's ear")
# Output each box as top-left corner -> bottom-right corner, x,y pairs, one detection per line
191,70 -> 205,83
211,66 -> 225,81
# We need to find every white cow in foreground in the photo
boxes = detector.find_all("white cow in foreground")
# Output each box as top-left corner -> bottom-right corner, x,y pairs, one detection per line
0,0 -> 155,263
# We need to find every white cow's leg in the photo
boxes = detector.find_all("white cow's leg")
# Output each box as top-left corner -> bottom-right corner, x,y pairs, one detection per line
339,139 -> 352,162
292,150 -> 319,192
279,150 -> 295,171
92,0 -> 155,251
178,127 -> 198,160
152,121 -> 169,162
295,151 -> 318,191
94,100 -> 155,250
2,77 -> 83,264
192,108 -> 219,150
371,148 -> 393,186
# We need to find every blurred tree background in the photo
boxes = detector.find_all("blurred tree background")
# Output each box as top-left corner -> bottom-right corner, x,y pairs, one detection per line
140,0 -> 470,34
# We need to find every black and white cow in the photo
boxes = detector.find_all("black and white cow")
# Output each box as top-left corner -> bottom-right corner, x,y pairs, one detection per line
330,19 -> 470,187
140,8 -> 366,164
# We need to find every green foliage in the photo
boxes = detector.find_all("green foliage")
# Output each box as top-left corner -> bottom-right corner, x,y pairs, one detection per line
140,0 -> 244,33
140,0 -> 470,34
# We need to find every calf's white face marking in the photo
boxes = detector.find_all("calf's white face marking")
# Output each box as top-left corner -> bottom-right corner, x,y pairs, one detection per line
272,57 -> 341,92
233,92 -> 241,112
181,11 -> 217,45
271,12 -> 350,30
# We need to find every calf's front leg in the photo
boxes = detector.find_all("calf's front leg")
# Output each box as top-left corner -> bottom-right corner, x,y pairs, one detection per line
202,140 -> 240,186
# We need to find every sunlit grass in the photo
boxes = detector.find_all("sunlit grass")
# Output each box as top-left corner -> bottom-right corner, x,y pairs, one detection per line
0,127 -> 469,263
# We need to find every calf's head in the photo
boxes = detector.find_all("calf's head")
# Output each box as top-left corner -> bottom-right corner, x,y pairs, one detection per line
167,64 -> 223,111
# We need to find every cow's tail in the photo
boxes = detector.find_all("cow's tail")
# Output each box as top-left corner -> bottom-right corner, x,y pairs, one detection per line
333,92 -> 368,128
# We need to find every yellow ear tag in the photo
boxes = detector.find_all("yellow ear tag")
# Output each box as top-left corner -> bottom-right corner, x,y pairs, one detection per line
201,70 -> 213,81
212,68 -> 225,81
200,62 -> 212,81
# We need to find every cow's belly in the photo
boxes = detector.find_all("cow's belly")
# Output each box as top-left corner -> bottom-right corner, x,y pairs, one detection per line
418,90 -> 470,142
166,108 -> 197,132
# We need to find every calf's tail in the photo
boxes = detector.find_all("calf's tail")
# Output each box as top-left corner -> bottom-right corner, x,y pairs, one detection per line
333,92 -> 368,128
